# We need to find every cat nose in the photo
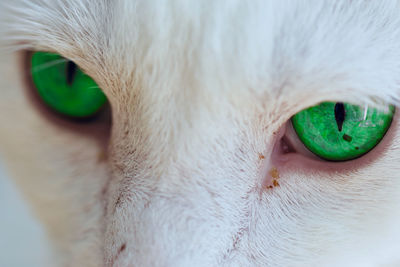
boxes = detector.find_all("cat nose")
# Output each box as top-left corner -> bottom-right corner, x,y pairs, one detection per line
104,111 -> 281,266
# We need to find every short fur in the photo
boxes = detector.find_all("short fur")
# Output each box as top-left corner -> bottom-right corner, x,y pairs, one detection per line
1,1 -> 400,266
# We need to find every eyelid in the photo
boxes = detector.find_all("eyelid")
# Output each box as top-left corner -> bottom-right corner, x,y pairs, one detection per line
282,119 -> 321,160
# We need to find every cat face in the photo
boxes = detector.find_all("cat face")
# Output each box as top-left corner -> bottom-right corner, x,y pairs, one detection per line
1,1 -> 400,266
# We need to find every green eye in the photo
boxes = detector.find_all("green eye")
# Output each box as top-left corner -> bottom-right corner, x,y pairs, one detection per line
31,51 -> 107,118
291,102 -> 395,161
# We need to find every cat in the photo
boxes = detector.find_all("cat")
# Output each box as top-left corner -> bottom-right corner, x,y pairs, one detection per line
1,0 -> 400,266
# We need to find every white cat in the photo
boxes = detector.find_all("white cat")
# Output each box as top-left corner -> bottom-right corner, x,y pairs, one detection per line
1,1 -> 400,266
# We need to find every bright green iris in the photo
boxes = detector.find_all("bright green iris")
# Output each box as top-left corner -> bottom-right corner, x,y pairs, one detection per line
31,51 -> 107,118
292,102 -> 394,161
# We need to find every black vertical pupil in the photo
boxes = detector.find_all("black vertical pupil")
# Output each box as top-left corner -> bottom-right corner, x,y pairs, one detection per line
334,102 -> 346,132
66,61 -> 77,86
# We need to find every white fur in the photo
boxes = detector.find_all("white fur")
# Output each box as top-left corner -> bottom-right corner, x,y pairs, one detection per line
1,1 -> 400,266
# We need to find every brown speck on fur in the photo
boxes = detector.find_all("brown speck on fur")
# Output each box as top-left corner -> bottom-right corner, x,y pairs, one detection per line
269,167 -> 279,179
266,167 -> 280,189
110,243 -> 127,266
119,243 -> 126,253
115,195 -> 122,209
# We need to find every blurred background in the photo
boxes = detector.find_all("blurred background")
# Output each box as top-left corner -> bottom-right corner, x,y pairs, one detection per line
0,160 -> 51,267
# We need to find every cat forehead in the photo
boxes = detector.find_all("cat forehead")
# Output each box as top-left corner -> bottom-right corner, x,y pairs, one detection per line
2,0 -> 400,104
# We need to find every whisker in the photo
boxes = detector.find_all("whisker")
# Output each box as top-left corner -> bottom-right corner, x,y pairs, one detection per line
32,58 -> 68,73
